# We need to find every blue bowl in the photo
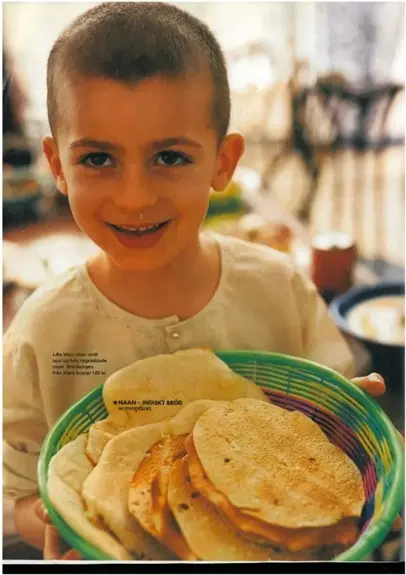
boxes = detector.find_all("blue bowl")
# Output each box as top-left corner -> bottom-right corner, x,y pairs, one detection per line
330,281 -> 405,394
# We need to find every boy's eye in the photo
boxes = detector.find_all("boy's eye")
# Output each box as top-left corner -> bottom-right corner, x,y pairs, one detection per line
154,151 -> 191,167
79,153 -> 115,168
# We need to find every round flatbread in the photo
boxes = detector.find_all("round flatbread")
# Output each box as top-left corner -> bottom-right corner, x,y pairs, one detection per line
167,457 -> 320,561
86,348 -> 266,465
127,437 -> 167,540
103,348 -> 267,427
47,434 -> 132,560
189,398 -> 364,552
128,400 -> 231,560
167,456 -> 272,561
129,434 -> 197,560
186,435 -> 350,557
86,418 -> 127,465
81,422 -> 174,560
82,399 -> 233,559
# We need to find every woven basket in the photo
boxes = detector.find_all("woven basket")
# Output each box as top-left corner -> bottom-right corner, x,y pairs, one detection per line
38,351 -> 404,561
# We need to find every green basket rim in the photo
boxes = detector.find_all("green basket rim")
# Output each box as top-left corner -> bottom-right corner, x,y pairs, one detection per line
38,350 -> 405,562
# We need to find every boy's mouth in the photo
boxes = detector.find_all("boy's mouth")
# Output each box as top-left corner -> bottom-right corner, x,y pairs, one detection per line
107,220 -> 170,237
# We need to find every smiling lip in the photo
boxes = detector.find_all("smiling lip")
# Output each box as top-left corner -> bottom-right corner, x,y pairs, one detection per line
107,219 -> 171,249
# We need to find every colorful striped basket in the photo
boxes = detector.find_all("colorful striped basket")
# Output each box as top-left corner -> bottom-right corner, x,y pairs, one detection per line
38,351 -> 404,562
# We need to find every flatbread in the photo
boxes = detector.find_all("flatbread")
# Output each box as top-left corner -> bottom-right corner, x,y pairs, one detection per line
150,434 -> 188,536
49,433 -> 94,494
128,400 -> 230,560
103,348 -> 267,427
150,435 -> 198,560
86,397 -> 232,466
167,456 -> 272,561
167,457 -> 322,561
129,434 -> 197,561
47,434 -> 132,560
86,419 -> 128,465
87,348 -> 265,464
186,435 -> 349,558
159,399 -> 230,438
81,422 -> 174,560
82,399 -> 232,559
189,398 -> 364,552
127,437 -> 167,540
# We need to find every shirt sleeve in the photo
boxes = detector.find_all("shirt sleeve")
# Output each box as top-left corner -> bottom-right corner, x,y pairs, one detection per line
292,269 -> 355,378
3,330 -> 49,501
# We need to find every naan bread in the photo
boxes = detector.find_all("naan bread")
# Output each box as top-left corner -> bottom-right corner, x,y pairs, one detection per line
47,434 -> 132,560
86,395 -> 232,466
86,349 -> 265,465
82,399 -> 232,559
167,456 -> 272,561
168,456 -> 322,561
186,435 -> 349,558
189,398 -> 364,552
103,349 -> 267,427
149,400 -> 232,560
129,434 -> 197,560
86,419 -> 128,465
127,437 -> 167,540
81,423 -> 174,560
150,434 -> 188,536
49,434 -> 94,494
159,399 -> 230,438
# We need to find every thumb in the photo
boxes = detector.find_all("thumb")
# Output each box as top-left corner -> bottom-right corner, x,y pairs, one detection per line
34,499 -> 52,524
351,373 -> 386,397
392,514 -> 403,532
61,548 -> 82,561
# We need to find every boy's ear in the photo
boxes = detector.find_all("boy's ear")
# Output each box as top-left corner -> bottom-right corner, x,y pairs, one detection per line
42,136 -> 68,196
211,133 -> 245,192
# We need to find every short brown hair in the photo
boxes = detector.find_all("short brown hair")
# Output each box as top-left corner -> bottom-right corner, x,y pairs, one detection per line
47,2 -> 230,142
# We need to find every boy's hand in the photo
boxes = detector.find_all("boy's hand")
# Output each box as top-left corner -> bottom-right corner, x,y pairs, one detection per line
351,372 -> 386,396
44,525 -> 82,560
34,500 -> 81,560
350,372 -> 404,534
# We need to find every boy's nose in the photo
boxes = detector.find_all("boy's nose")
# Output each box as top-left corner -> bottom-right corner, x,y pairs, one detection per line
114,167 -> 158,210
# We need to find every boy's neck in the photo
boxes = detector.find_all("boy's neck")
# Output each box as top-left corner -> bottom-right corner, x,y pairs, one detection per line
86,234 -> 221,320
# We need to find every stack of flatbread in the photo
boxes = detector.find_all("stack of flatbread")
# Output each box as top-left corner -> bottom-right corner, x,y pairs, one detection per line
47,349 -> 365,561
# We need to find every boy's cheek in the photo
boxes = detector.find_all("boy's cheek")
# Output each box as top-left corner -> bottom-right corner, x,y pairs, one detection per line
63,169 -> 213,220
63,172 -> 112,199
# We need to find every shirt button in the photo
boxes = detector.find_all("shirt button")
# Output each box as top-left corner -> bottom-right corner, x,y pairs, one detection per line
172,331 -> 180,339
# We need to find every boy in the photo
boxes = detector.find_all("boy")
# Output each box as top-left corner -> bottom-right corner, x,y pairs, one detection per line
3,2 -> 388,560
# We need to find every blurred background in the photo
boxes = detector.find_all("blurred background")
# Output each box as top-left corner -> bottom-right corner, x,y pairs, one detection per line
3,1 -> 405,561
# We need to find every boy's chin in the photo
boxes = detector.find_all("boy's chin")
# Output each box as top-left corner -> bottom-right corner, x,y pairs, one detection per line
106,247 -> 180,273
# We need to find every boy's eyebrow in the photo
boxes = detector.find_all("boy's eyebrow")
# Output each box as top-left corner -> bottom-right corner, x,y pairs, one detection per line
69,137 -> 202,152
149,137 -> 202,150
69,138 -> 123,152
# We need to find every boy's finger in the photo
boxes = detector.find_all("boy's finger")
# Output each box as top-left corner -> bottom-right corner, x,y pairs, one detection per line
34,499 -> 52,524
61,548 -> 82,561
392,514 -> 403,532
351,374 -> 386,397
43,525 -> 62,560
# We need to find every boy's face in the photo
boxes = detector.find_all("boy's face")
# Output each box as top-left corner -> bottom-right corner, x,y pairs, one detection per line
44,74 -> 243,271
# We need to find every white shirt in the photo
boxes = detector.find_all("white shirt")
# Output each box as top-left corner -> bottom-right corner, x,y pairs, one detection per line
3,234 -> 354,500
